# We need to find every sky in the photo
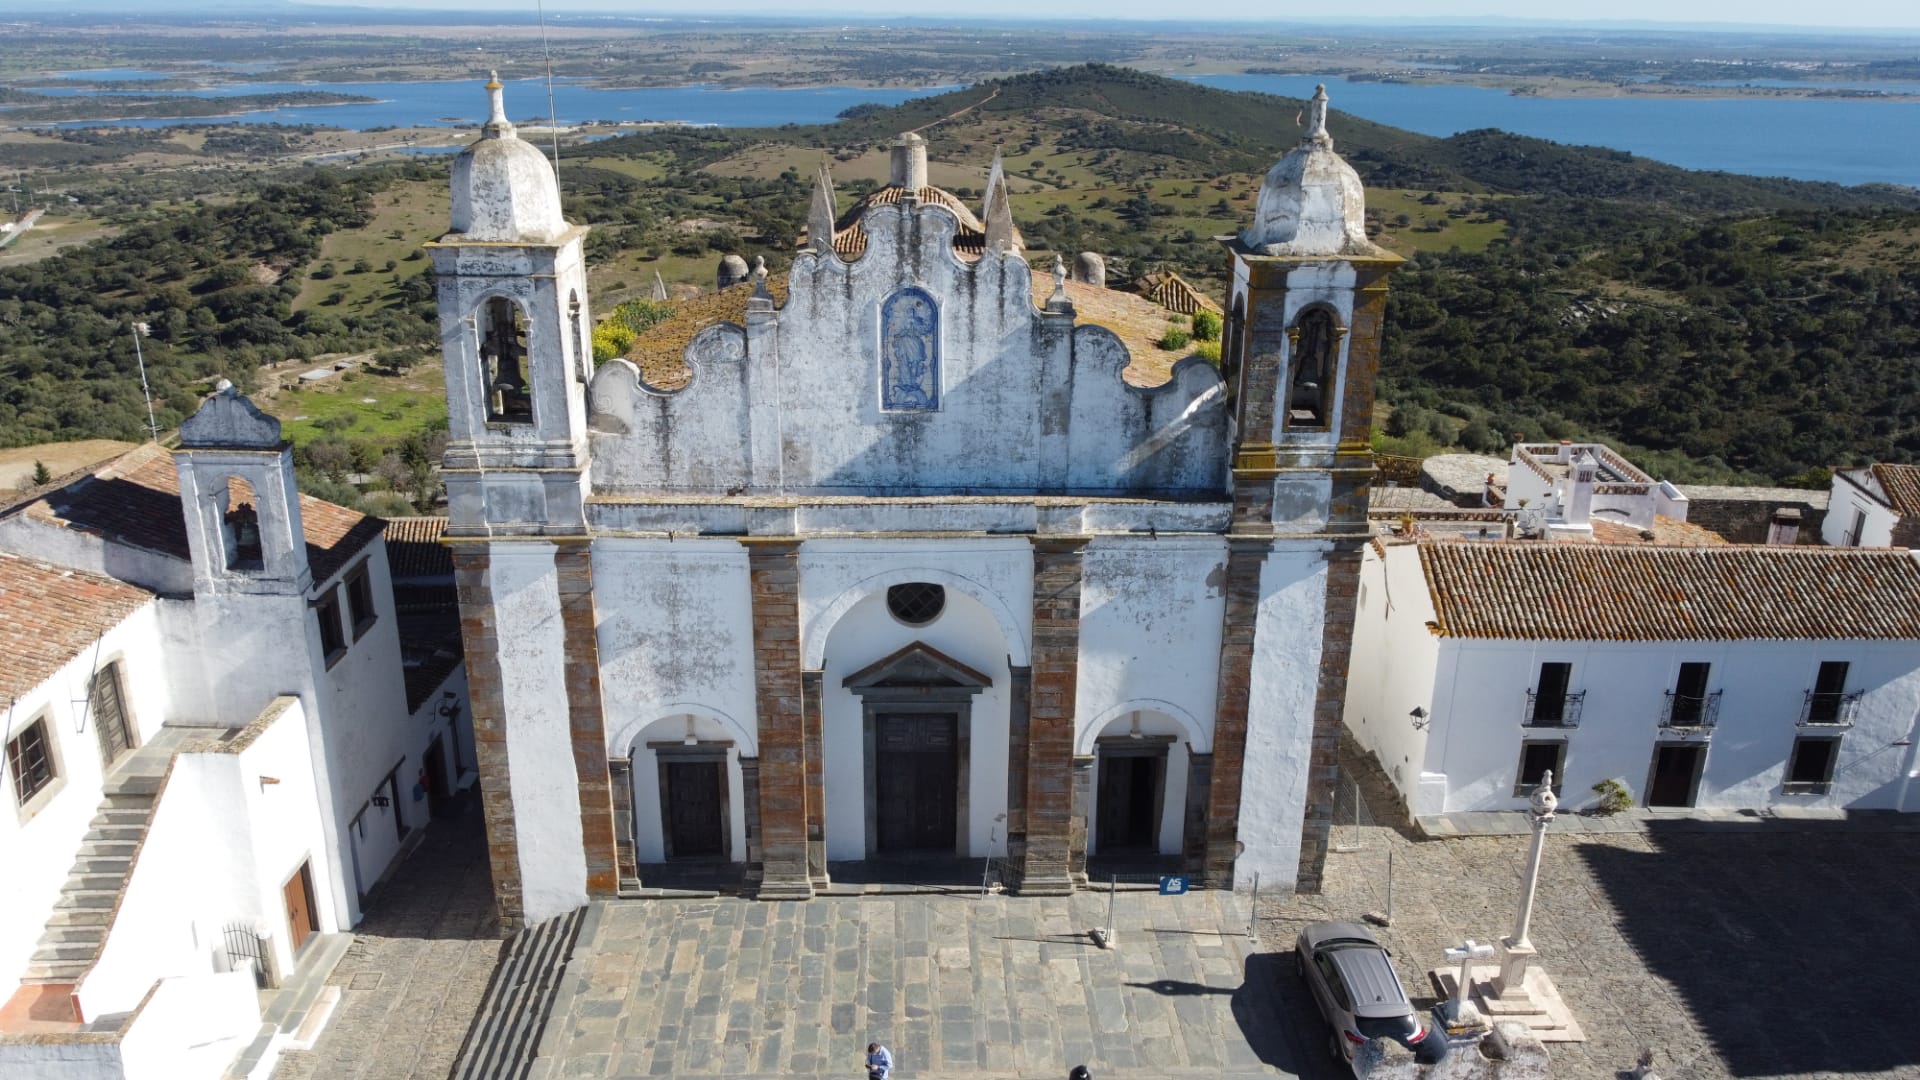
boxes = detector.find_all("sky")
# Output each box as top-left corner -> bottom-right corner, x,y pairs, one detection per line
278,0 -> 1920,31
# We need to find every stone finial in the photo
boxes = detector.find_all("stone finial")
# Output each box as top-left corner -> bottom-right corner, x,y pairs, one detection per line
982,148 -> 1007,220
1045,254 -> 1073,314
984,176 -> 1017,255
1074,251 -> 1106,288
807,160 -> 838,255
483,70 -> 512,138
747,255 -> 776,315
1529,772 -> 1559,821
717,253 -> 751,290
890,132 -> 929,190
1305,83 -> 1331,147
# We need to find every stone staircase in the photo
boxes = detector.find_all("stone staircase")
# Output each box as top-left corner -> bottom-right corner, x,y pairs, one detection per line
19,734 -> 182,987
448,906 -> 587,1080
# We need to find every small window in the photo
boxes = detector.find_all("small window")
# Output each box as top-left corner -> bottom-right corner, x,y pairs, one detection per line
345,563 -> 378,640
1847,508 -> 1866,547
1526,662 -> 1580,727
1785,736 -> 1840,794
886,582 -> 946,626
1514,740 -> 1565,798
316,589 -> 347,665
8,717 -> 57,808
480,296 -> 533,424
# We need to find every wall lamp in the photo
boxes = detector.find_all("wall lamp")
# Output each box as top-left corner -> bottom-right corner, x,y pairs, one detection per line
1409,706 -> 1430,731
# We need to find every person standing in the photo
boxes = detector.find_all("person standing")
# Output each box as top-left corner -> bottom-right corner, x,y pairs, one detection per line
866,1041 -> 893,1080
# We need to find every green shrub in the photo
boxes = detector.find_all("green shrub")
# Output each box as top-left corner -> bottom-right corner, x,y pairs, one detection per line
1191,308 -> 1221,342
1156,327 -> 1191,351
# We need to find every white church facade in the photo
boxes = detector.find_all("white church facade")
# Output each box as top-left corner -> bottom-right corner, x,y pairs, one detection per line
436,79 -> 1402,927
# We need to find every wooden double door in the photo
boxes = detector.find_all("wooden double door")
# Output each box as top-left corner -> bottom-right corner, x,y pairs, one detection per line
661,757 -> 728,859
874,712 -> 959,854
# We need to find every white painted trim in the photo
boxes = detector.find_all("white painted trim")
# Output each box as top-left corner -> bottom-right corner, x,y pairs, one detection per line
607,702 -> 758,759
1076,698 -> 1211,756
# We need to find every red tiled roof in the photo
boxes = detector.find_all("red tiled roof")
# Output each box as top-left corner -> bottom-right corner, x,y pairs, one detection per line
1872,463 -> 1920,517
1130,270 -> 1223,316
0,551 -> 153,701
816,185 -> 1008,259
384,517 -> 451,580
17,443 -> 385,585
1587,515 -> 1728,546
1419,542 -> 1920,641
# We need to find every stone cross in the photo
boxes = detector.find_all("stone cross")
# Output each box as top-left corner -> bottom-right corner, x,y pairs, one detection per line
1305,84 -> 1331,146
1442,939 -> 1495,1026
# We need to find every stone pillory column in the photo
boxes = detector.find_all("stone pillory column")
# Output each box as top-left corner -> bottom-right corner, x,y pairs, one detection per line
1015,537 -> 1087,895
451,544 -> 525,931
555,545 -> 617,898
743,539 -> 813,900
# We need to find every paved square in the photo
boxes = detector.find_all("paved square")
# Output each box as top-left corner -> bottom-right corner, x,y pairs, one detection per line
532,890 -> 1324,1080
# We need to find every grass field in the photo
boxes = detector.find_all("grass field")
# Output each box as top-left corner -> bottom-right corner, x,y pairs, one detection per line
292,179 -> 446,312
0,212 -> 121,268
267,361 -> 447,449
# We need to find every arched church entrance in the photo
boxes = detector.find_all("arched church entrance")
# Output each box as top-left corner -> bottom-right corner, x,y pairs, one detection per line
816,580 -> 1014,873
614,711 -> 749,887
1084,708 -> 1200,867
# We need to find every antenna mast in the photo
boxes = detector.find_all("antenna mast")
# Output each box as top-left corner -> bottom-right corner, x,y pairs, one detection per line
130,321 -> 160,443
535,0 -> 563,195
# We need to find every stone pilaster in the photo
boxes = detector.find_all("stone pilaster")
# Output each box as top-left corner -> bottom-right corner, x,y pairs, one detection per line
608,757 -> 638,892
1203,539 -> 1267,888
1068,754 -> 1095,885
1004,665 -> 1032,868
1182,751 -> 1213,879
1296,546 -> 1364,893
802,669 -> 829,889
554,545 -> 617,898
740,756 -> 763,889
743,539 -> 812,900
1015,538 -> 1086,895
451,545 -> 524,931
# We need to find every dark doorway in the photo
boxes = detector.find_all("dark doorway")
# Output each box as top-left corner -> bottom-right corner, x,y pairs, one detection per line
1096,752 -> 1163,854
663,760 -> 725,859
283,860 -> 319,955
875,712 -> 958,853
1647,744 -> 1706,808
422,736 -> 451,819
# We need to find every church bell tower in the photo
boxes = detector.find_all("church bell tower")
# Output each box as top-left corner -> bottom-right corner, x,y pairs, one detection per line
429,73 -> 594,537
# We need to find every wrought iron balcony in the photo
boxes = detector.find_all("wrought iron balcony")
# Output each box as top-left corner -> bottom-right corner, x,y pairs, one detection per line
1798,689 -> 1862,727
1661,690 -> 1722,730
1524,689 -> 1584,728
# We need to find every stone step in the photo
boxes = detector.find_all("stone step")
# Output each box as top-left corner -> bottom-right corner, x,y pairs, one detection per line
91,808 -> 150,828
62,872 -> 126,892
448,906 -> 587,1080
21,963 -> 87,984
106,775 -> 162,798
78,839 -> 140,856
54,889 -> 121,910
32,941 -> 99,962
65,855 -> 132,875
39,925 -> 107,946
83,825 -> 145,843
43,906 -> 114,928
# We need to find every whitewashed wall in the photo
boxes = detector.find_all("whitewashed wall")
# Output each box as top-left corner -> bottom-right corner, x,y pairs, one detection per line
1236,545 -> 1331,889
487,545 -> 587,921
0,603 -> 169,1004
118,971 -> 259,1080
1422,638 -> 1920,813
1074,537 -> 1225,756
1341,543 -> 1440,804
1822,470 -> 1897,547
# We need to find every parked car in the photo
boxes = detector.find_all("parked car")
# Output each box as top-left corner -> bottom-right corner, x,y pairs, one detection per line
1294,921 -> 1444,1067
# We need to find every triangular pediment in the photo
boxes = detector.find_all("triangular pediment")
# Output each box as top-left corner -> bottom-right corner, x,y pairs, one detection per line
843,641 -> 991,691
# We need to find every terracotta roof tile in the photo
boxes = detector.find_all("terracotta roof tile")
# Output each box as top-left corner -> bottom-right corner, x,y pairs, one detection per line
0,551 -> 153,701
1587,515 -> 1728,546
1130,270 -> 1223,316
16,443 -> 384,585
384,516 -> 451,581
1419,542 -> 1920,641
813,185 -> 1005,259
1872,463 -> 1920,517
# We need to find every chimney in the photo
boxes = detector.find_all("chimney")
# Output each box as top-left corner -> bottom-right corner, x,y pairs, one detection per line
1567,449 -> 1596,527
890,133 -> 928,190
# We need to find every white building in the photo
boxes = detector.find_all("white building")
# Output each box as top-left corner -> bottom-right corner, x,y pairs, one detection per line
1823,462 -> 1920,548
0,391 -> 468,1074
434,79 -> 1402,926
1501,441 -> 1689,538
1346,539 -> 1920,816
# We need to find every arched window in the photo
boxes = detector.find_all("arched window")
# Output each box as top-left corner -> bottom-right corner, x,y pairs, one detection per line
879,288 -> 940,412
221,476 -> 263,571
1285,307 -> 1338,431
480,296 -> 533,423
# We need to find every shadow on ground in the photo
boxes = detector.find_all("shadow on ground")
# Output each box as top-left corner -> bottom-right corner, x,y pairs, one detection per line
1580,821 -> 1920,1078
1234,951 -> 1350,1080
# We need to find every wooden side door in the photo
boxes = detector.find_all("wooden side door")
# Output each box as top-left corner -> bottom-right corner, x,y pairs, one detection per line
90,662 -> 135,770
665,761 -> 724,858
283,861 -> 319,955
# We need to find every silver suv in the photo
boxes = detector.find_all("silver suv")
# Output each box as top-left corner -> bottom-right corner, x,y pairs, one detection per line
1294,921 -> 1443,1066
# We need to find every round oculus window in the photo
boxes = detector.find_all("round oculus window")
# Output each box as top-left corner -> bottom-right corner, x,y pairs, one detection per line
886,582 -> 946,626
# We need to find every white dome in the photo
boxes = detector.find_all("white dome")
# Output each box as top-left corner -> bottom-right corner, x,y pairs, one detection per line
448,75 -> 567,244
1240,85 -> 1377,258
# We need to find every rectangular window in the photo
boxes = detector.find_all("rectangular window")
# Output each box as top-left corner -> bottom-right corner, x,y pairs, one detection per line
1847,508 -> 1866,547
1527,662 -> 1579,727
1514,741 -> 1566,798
345,563 -> 377,640
316,589 -> 347,665
1804,661 -> 1853,725
1668,662 -> 1712,727
1785,736 -> 1840,794
8,717 -> 57,807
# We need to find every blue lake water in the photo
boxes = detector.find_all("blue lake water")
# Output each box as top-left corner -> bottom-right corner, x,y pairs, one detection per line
14,70 -> 1919,187
1188,74 -> 1920,188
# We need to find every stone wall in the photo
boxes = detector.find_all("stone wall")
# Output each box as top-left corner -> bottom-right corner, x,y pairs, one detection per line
1680,487 -> 1828,544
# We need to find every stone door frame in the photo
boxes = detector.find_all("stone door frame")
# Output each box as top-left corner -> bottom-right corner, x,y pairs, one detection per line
1092,734 -> 1175,856
843,641 -> 992,859
648,740 -> 734,861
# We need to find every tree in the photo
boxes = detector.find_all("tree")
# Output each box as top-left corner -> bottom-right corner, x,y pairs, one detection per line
32,460 -> 52,485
